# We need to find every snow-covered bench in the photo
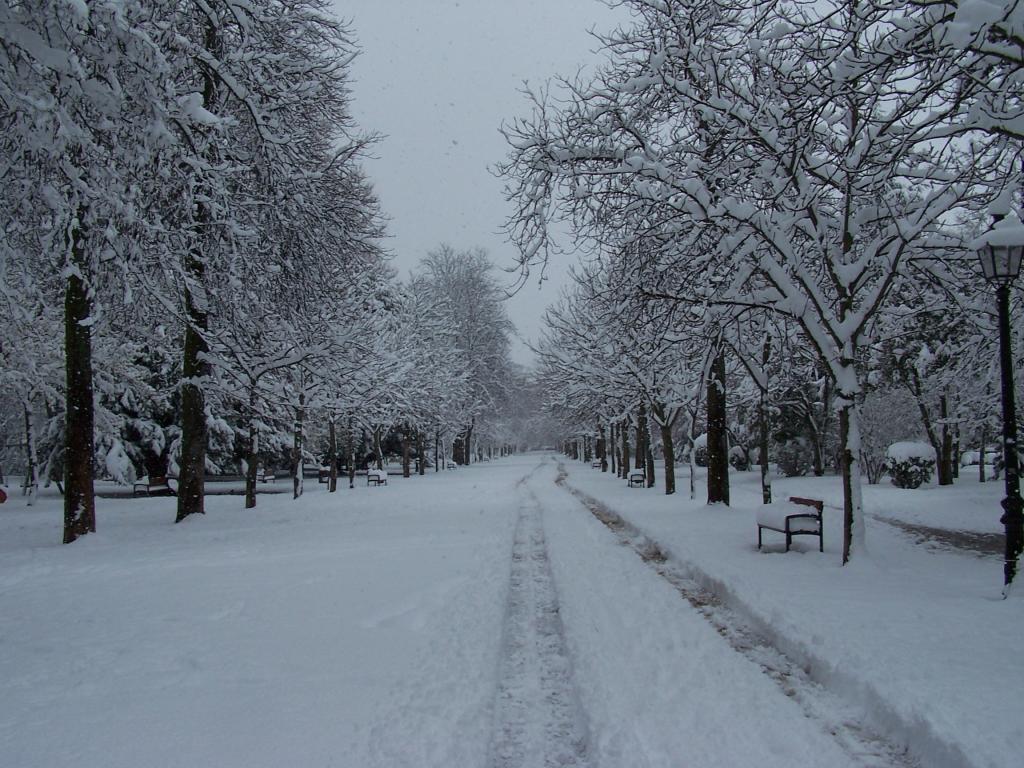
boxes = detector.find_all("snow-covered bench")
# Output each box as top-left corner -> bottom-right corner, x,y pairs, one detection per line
628,470 -> 645,488
256,468 -> 275,483
591,459 -> 602,469
132,475 -> 175,497
367,468 -> 387,486
756,496 -> 823,552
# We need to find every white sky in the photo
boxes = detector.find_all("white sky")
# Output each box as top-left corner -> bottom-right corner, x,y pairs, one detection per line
337,0 -> 627,365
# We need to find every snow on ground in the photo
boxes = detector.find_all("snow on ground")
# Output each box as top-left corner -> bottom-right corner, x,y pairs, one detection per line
0,468 -> 515,768
561,459 -> 1023,768
0,455 -> 1020,768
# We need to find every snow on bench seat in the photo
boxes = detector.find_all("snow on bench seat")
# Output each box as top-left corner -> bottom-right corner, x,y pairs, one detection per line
756,496 -> 823,552
367,469 -> 387,486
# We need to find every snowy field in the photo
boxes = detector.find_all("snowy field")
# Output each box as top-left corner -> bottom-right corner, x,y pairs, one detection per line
0,454 -> 1020,768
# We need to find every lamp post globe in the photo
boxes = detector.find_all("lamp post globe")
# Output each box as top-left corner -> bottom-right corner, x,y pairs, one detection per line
973,213 -> 1024,594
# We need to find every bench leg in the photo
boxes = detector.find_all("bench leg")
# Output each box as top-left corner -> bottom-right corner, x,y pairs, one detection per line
819,531 -> 823,553
757,526 -> 762,550
785,530 -> 792,552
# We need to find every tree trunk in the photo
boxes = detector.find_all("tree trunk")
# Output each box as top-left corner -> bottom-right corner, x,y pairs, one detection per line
621,421 -> 630,479
760,335 -> 772,504
688,411 -> 698,500
329,417 -> 338,492
417,431 -> 426,475
635,404 -> 646,470
402,424 -> 411,478
803,393 -> 824,477
23,400 -> 38,506
177,17 -> 220,524
609,423 -> 617,475
465,421 -> 474,465
598,423 -> 608,471
652,402 -> 675,495
373,426 -> 384,470
434,432 -> 440,472
938,394 -> 954,485
244,387 -> 258,509
706,347 -> 730,505
643,406 -> 656,488
63,220 -> 96,542
292,389 -> 305,500
980,424 -> 987,483
348,415 -> 355,489
839,401 -> 866,564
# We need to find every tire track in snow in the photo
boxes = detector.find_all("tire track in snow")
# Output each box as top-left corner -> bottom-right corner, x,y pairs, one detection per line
555,464 -> 921,768
487,479 -> 591,768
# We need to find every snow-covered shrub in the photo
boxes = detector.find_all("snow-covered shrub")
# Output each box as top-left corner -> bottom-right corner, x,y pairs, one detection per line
885,441 -> 935,489
692,433 -> 708,467
728,445 -> 749,471
859,389 -> 921,484
101,439 -> 137,485
776,437 -> 812,477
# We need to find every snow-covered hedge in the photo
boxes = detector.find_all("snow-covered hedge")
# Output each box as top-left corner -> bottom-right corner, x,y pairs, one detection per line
776,438 -> 812,477
885,441 -> 935,489
692,433 -> 708,467
728,445 -> 749,471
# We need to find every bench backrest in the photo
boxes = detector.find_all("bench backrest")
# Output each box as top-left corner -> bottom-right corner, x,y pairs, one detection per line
150,476 -> 169,486
788,496 -> 823,515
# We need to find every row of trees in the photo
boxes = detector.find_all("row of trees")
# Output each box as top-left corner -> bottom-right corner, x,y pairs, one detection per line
500,0 -> 1022,563
0,1 -> 519,543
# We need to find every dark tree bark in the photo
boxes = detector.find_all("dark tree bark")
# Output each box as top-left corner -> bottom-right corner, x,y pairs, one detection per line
23,400 -> 38,504
652,402 -> 675,495
373,426 -> 384,470
63,220 -> 96,542
598,423 -> 608,471
292,389 -> 305,500
244,387 -> 258,509
980,424 -> 987,483
840,405 -> 854,564
328,417 -> 338,492
760,335 -> 772,504
417,431 -> 426,475
348,416 -> 356,489
938,394 -> 954,485
645,430 -> 656,488
401,424 -> 411,478
176,16 -> 221,524
707,347 -> 730,505
609,423 -> 617,475
621,420 -> 630,479
176,287 -> 209,522
635,404 -> 646,470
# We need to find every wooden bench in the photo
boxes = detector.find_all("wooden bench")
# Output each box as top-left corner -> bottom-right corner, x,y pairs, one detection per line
591,459 -> 603,469
256,468 -> 275,483
367,469 -> 387,486
132,475 -> 175,497
756,496 -> 823,552
628,470 -> 645,488
317,467 -> 331,484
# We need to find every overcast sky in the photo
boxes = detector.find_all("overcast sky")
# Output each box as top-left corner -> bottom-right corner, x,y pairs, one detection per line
336,0 -> 627,365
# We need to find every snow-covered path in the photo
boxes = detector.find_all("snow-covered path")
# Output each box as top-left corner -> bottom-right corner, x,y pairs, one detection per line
522,458 -> 888,768
488,473 -> 589,767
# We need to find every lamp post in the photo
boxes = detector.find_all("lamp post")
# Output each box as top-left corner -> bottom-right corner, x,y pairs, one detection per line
974,214 -> 1024,593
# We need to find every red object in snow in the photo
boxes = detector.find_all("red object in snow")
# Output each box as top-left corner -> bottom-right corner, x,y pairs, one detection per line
0,487 -> 7,503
